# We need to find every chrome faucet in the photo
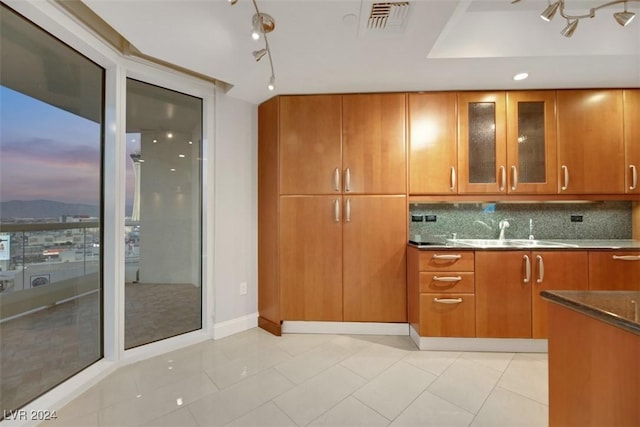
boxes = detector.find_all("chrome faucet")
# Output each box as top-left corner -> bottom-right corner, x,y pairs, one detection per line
528,218 -> 534,240
498,219 -> 510,240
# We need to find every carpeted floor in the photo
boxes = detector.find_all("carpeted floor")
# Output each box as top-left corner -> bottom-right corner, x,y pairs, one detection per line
0,282 -> 201,414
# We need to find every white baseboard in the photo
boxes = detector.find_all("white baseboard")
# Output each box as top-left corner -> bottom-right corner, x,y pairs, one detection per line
409,326 -> 548,352
213,312 -> 258,339
282,321 -> 409,336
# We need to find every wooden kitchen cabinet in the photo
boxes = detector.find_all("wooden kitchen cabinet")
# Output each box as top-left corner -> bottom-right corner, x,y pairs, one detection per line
506,91 -> 557,194
476,250 -> 589,339
343,93 -> 406,194
625,89 -> 640,194
407,248 -> 475,337
343,196 -> 407,322
279,95 -> 342,195
530,251 -> 588,338
458,92 -> 507,194
458,91 -> 557,195
279,196 -> 343,321
408,92 -> 458,194
259,94 -> 408,333
589,251 -> 640,291
557,90 -> 625,194
475,251 -> 532,338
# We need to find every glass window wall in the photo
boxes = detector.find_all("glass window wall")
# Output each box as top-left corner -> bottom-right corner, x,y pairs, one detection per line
0,4 -> 104,415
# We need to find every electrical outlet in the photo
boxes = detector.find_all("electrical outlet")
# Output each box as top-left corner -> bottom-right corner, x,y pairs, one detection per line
239,282 -> 247,295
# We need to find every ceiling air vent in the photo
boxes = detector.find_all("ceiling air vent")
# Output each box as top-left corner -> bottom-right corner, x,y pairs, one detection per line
367,2 -> 410,31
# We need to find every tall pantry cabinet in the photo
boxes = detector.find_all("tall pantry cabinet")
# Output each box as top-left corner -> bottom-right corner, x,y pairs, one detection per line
258,94 -> 407,335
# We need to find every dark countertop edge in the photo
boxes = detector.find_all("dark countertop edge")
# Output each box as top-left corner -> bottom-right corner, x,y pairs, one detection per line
541,290 -> 640,336
408,241 -> 640,250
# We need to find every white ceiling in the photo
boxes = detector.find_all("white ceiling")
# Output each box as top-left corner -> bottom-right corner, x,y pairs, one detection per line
83,0 -> 640,105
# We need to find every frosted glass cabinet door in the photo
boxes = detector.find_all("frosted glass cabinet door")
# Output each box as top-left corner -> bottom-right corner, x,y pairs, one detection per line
506,91 -> 558,194
458,92 -> 507,194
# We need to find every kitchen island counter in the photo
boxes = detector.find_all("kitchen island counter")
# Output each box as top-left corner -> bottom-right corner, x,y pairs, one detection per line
542,290 -> 640,427
541,290 -> 640,335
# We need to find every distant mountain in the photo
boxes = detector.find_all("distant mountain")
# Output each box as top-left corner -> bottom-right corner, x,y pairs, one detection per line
0,200 -> 99,219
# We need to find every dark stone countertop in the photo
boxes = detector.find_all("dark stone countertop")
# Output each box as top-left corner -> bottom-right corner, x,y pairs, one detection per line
541,290 -> 640,336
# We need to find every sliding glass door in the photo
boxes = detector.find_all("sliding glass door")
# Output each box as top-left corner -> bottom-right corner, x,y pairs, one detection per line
124,78 -> 202,349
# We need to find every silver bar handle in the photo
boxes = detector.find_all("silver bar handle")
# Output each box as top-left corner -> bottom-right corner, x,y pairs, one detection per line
523,254 -> 531,284
433,298 -> 463,304
334,199 -> 340,222
536,255 -> 544,284
433,276 -> 462,282
450,167 -> 456,192
511,166 -> 518,191
499,165 -> 506,192
612,255 -> 640,261
630,165 -> 638,191
333,167 -> 340,192
344,168 -> 351,192
561,165 -> 569,191
432,254 -> 462,260
345,198 -> 351,223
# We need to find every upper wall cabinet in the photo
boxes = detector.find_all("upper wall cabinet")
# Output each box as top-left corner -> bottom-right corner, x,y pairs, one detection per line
625,89 -> 640,194
409,92 -> 458,194
342,93 -> 407,194
457,91 -> 558,195
280,95 -> 342,195
557,90 -> 625,194
506,91 -> 558,194
458,92 -> 507,194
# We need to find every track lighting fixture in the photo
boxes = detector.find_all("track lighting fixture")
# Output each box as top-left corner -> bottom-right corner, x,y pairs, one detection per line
229,0 -> 277,92
253,48 -> 267,61
560,19 -> 579,37
614,7 -> 636,26
541,1 -> 560,21
517,0 -> 639,36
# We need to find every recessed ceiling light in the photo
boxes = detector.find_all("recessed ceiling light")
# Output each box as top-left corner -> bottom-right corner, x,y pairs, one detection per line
170,168 -> 176,172
513,72 -> 529,81
178,154 -> 185,158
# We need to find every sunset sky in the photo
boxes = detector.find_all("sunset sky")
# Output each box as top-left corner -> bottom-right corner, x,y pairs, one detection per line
0,86 -> 138,208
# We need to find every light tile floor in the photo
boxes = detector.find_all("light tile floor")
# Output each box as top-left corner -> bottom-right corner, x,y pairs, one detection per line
44,329 -> 549,427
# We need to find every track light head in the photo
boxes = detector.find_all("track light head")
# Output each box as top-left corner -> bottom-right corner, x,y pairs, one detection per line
228,0 -> 238,5
253,49 -> 267,61
541,1 -> 561,21
267,75 -> 275,91
561,19 -> 579,37
251,13 -> 275,40
614,10 -> 636,26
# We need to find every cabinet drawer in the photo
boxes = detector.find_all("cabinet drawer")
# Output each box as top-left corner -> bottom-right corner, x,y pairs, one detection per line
589,251 -> 640,291
419,251 -> 474,271
420,293 -> 475,337
419,272 -> 474,293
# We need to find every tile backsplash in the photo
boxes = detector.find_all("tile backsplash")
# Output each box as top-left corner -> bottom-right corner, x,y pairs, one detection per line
409,201 -> 632,242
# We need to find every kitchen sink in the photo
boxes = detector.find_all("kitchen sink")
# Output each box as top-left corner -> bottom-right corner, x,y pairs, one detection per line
450,239 -> 579,248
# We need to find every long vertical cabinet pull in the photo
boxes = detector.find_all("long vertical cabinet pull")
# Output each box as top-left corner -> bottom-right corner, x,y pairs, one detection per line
344,167 -> 351,192
523,254 -> 531,283
334,199 -> 340,222
333,167 -> 341,192
511,166 -> 518,191
499,165 -> 506,192
450,167 -> 456,192
344,199 -> 351,222
536,255 -> 544,284
630,165 -> 638,191
561,165 -> 570,191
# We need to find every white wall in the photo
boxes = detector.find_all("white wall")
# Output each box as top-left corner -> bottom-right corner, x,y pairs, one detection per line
213,87 -> 258,324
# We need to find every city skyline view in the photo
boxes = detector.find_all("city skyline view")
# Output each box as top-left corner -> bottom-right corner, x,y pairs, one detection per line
0,85 -> 140,212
